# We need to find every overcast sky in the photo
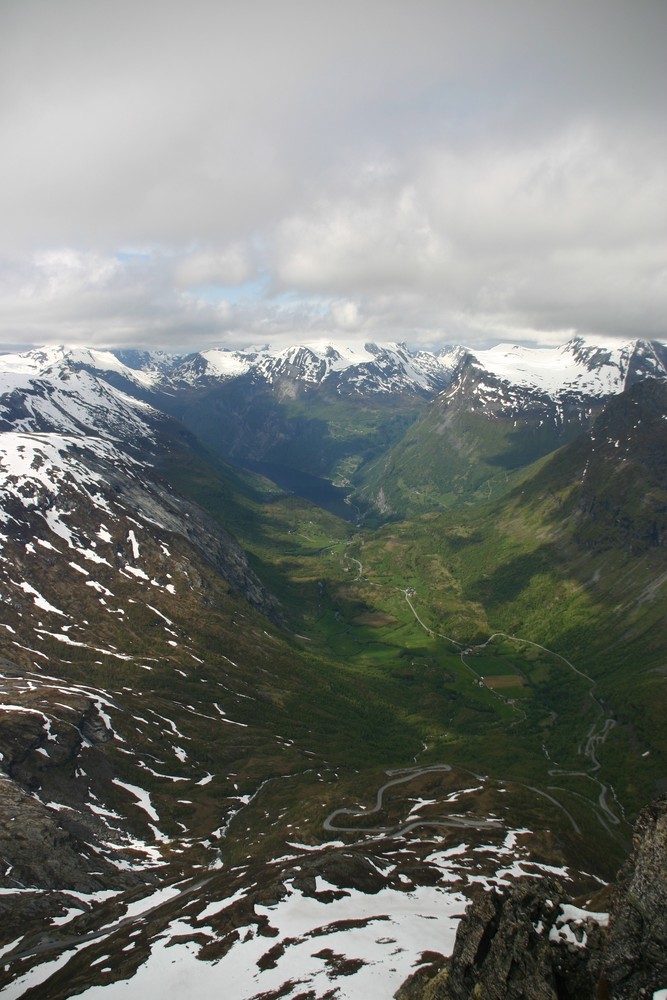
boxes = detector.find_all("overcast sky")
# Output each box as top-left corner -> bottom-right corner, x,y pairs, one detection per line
1,0 -> 666,353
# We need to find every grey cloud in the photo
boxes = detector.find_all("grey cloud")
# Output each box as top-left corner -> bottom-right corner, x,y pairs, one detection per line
0,0 -> 665,349
173,247 -> 256,290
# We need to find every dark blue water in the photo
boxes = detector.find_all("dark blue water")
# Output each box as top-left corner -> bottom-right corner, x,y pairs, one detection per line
244,461 -> 356,521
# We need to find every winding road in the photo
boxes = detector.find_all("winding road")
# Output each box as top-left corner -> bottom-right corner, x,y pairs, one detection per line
323,764 -> 502,837
338,542 -> 624,834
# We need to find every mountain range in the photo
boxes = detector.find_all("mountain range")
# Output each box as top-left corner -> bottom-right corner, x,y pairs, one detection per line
12,333 -> 665,397
0,335 -> 666,998
115,335 -> 667,395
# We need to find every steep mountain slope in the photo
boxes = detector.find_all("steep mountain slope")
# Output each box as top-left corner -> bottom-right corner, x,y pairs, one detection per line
155,340 -> 459,491
0,430 -> 286,887
354,338 -> 667,520
0,347 -> 162,440
0,368 -> 300,928
533,376 -> 667,554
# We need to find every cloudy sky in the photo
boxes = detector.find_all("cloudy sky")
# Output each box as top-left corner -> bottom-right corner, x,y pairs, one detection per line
1,0 -> 666,353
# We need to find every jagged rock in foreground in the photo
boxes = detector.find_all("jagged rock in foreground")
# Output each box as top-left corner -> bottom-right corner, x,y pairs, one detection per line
396,795 -> 667,1000
602,795 -> 667,998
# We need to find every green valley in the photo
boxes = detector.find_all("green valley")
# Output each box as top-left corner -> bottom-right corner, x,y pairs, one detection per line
160,379 -> 667,881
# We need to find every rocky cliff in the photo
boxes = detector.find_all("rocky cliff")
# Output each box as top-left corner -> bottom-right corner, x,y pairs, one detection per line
396,795 -> 667,1000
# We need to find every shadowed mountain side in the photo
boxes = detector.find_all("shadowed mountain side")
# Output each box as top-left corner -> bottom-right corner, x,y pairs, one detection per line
535,379 -> 667,555
154,378 -> 424,487
462,548 -> 560,608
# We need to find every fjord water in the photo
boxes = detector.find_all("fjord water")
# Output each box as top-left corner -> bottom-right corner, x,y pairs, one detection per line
243,460 -> 356,520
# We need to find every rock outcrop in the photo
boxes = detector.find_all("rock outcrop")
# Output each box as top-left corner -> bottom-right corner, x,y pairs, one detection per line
602,795 -> 667,998
396,795 -> 667,1000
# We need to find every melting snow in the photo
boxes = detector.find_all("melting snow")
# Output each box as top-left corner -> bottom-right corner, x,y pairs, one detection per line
77,879 -> 466,1000
127,530 -> 140,559
111,779 -> 160,824
548,903 -> 609,949
123,566 -> 150,581
69,561 -> 90,576
14,581 -> 67,617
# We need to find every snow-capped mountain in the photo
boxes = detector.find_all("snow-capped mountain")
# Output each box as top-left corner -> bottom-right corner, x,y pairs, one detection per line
169,339 -> 462,396
467,337 -> 667,401
152,336 -> 667,402
0,345 -> 166,445
2,337 -> 664,412
424,336 -> 667,439
0,344 -> 166,392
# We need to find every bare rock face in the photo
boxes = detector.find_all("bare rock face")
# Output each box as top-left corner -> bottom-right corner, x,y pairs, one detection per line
396,795 -> 667,1000
601,795 -> 667,998
0,774 -> 112,893
396,880 -> 602,1000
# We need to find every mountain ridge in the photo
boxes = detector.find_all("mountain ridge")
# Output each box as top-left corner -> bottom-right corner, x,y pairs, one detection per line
3,335 -> 665,403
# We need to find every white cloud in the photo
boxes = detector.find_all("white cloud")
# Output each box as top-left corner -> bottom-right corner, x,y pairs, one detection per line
273,183 -> 447,293
0,0 -> 666,351
330,301 -> 361,331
